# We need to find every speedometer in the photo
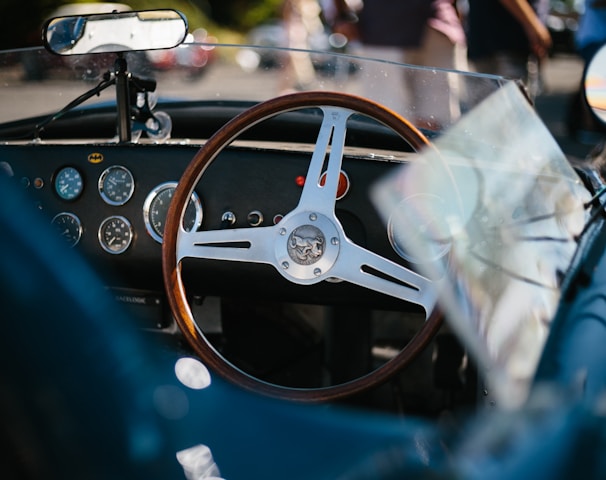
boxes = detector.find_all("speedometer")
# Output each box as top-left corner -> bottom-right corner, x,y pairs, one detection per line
143,182 -> 203,243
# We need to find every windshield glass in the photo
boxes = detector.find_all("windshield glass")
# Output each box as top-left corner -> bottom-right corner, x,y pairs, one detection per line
0,42 -> 508,133
373,81 -> 591,408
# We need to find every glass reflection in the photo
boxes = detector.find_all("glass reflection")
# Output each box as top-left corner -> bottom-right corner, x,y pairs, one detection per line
175,357 -> 212,390
373,82 -> 591,408
177,444 -> 223,480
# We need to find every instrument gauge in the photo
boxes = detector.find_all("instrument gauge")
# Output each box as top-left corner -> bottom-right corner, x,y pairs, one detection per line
51,212 -> 82,247
387,194 -> 451,264
319,169 -> 350,200
143,182 -> 203,243
54,166 -> 84,201
98,215 -> 133,254
98,165 -> 135,206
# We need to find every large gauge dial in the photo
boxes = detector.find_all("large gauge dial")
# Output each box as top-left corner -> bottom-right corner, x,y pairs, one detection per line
143,182 -> 203,243
51,212 -> 82,247
98,215 -> 133,254
54,166 -> 84,201
387,194 -> 451,265
98,165 -> 135,206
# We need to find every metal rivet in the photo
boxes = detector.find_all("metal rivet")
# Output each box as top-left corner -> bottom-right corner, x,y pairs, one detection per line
313,268 -> 321,276
282,261 -> 289,269
309,213 -> 317,221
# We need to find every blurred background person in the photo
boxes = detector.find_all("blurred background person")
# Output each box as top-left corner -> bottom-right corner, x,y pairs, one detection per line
465,0 -> 552,100
327,0 -> 467,130
575,0 -> 606,63
279,0 -> 326,93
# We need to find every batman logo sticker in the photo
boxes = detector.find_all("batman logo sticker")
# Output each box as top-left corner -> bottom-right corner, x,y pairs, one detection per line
88,152 -> 104,164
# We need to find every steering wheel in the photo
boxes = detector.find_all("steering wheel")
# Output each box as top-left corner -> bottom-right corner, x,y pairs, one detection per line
162,91 -> 442,402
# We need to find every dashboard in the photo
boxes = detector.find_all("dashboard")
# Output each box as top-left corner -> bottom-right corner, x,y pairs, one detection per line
2,142 -> 422,312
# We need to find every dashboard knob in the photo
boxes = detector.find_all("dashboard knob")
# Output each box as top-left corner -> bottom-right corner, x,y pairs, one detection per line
247,210 -> 263,227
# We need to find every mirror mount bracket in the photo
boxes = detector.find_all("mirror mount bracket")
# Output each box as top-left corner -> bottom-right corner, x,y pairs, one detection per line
114,54 -> 132,143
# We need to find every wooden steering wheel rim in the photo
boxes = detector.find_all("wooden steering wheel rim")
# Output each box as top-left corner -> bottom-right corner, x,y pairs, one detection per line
162,91 -> 443,403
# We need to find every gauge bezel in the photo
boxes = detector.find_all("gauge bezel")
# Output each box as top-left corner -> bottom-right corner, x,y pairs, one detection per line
98,165 -> 135,206
98,215 -> 134,254
387,194 -> 452,264
143,181 -> 203,244
51,212 -> 83,248
319,169 -> 350,200
54,166 -> 84,201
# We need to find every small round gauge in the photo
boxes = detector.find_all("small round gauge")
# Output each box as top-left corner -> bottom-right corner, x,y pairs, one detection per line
54,166 -> 84,201
98,165 -> 135,206
387,194 -> 451,264
143,182 -> 203,243
319,169 -> 350,200
51,212 -> 82,248
98,215 -> 133,254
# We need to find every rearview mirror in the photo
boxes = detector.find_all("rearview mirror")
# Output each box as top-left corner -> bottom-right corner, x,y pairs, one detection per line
43,9 -> 188,55
585,44 -> 606,125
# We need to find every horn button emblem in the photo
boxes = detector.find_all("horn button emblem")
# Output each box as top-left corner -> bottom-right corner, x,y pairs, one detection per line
275,212 -> 341,282
288,225 -> 325,265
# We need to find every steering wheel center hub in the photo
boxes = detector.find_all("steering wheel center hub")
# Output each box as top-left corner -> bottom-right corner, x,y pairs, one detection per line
274,212 -> 340,282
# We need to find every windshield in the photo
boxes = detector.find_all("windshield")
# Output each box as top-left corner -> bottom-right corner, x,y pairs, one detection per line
0,42 -> 508,134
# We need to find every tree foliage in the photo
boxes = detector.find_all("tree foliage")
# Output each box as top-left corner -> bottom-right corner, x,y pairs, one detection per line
205,0 -> 284,29
0,0 -> 284,49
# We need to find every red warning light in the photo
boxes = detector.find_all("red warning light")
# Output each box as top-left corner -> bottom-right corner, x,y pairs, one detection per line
295,175 -> 306,187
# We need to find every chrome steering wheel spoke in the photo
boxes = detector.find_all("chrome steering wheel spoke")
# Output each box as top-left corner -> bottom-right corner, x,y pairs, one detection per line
297,106 -> 352,216
330,239 -> 437,317
176,225 -> 277,264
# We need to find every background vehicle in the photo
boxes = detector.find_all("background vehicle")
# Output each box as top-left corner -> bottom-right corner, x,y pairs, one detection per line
2,8 -> 606,479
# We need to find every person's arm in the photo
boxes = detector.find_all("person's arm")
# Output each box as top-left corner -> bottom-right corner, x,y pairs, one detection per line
327,0 -> 360,41
499,0 -> 552,57
332,0 -> 355,18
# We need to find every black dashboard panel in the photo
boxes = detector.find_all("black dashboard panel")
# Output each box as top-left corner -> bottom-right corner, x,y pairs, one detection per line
1,142 -> 414,308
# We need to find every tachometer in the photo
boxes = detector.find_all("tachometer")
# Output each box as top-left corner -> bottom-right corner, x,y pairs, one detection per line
143,182 -> 203,243
98,165 -> 135,206
54,166 -> 83,201
51,212 -> 82,247
98,215 -> 133,254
